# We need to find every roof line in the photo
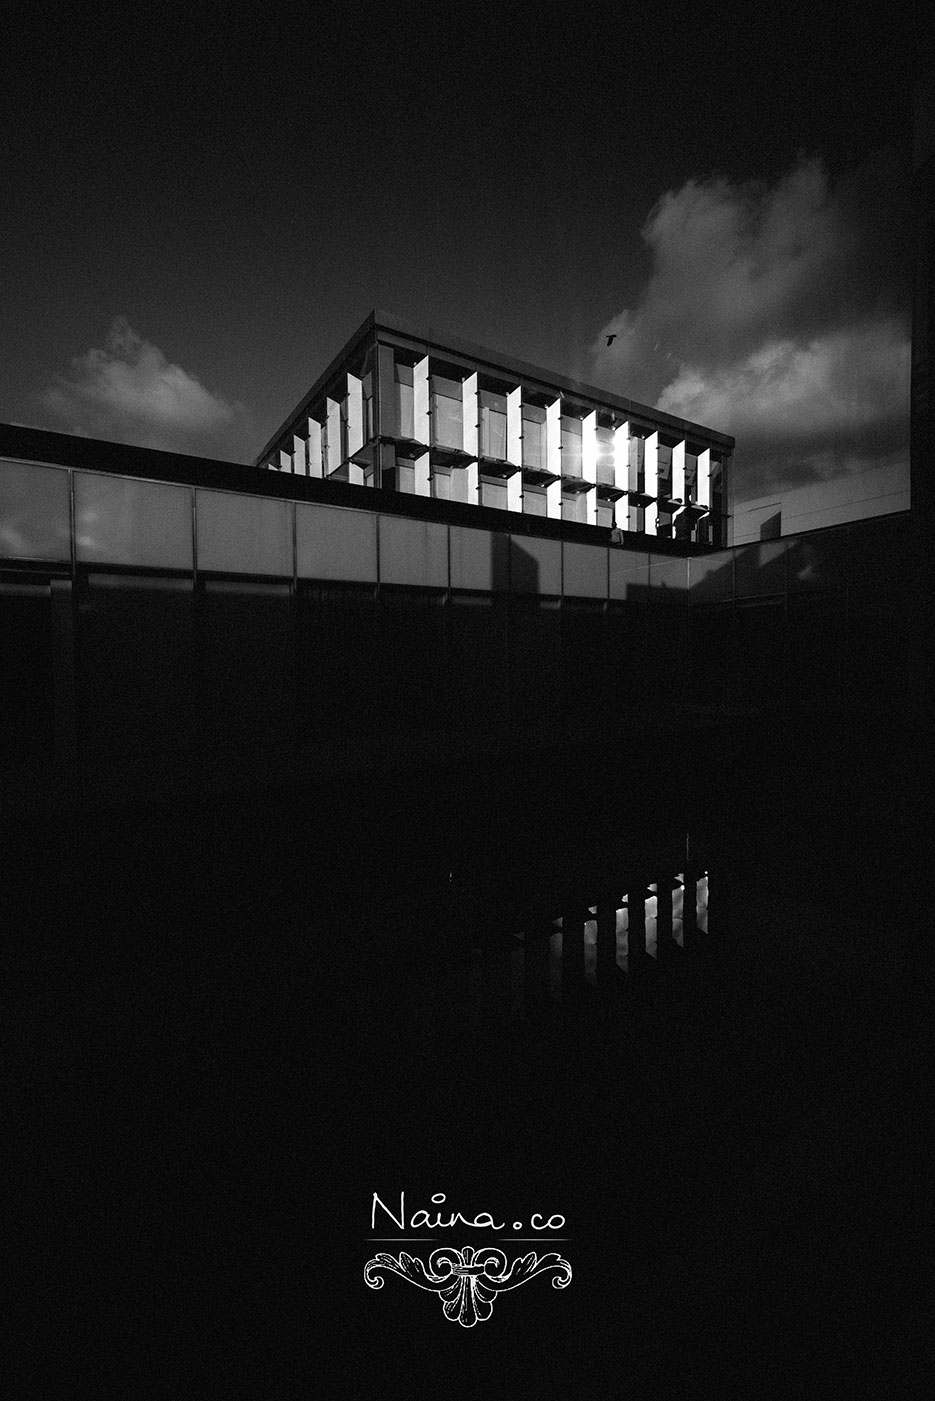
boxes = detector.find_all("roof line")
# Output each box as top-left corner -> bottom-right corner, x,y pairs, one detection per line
253,308 -> 736,464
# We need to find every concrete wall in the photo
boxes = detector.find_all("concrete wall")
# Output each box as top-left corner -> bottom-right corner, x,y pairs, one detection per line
733,460 -> 910,544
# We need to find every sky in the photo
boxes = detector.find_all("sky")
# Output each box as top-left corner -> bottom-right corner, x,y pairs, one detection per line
1,3 -> 925,503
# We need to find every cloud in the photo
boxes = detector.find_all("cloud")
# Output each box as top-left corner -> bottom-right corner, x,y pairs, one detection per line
589,154 -> 910,500
39,318 -> 251,457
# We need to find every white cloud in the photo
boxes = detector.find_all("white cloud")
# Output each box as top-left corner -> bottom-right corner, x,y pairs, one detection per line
589,154 -> 909,499
39,318 -> 249,455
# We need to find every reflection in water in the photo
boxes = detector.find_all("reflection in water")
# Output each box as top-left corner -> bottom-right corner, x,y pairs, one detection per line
418,843 -> 712,1024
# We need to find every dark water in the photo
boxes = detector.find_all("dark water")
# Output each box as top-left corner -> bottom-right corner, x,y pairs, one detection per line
8,709 -> 930,1394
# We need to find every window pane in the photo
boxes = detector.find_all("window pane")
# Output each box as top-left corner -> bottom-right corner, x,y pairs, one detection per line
75,473 -> 192,570
561,418 -> 582,475
432,386 -> 463,450
481,407 -> 507,460
196,492 -> 292,576
396,371 -> 415,440
0,461 -> 70,561
480,479 -> 507,510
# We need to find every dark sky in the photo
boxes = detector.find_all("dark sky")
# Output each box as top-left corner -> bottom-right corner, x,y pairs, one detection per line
2,3 -> 924,499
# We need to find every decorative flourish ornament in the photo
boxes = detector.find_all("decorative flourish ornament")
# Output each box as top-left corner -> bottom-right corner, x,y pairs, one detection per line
364,1246 -> 572,1327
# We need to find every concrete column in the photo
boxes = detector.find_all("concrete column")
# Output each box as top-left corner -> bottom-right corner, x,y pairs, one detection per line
613,421 -> 630,492
462,373 -> 478,457
546,397 -> 562,477
506,469 -> 523,512
347,373 -> 364,458
307,418 -> 323,478
672,440 -> 686,503
326,398 -> 341,475
413,356 -> 430,445
452,460 -> 479,505
506,387 -> 522,467
696,449 -> 711,510
644,431 -> 659,535
644,432 -> 659,497
582,411 -> 598,484
546,479 -> 562,519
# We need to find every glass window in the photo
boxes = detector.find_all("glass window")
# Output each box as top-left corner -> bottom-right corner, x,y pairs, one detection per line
449,526 -> 509,592
563,542 -> 607,598
480,390 -> 507,460
656,443 -> 673,498
521,405 -> 546,471
378,516 -> 448,588
733,540 -> 786,598
396,363 -> 414,440
0,461 -> 70,562
75,473 -> 192,570
561,416 -> 582,475
196,491 -> 292,577
296,504 -> 377,582
480,478 -> 508,510
509,534 -> 561,595
431,374 -> 463,451
562,491 -> 587,524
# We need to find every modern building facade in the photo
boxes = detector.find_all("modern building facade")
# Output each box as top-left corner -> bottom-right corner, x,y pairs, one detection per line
254,311 -> 734,547
0,312 -> 912,828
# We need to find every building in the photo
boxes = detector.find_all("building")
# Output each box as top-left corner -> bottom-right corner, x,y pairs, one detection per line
732,459 -> 910,544
254,310 -> 734,547
0,313 -> 912,832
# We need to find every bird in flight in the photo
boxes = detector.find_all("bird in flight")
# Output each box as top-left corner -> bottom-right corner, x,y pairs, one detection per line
606,334 -> 617,346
